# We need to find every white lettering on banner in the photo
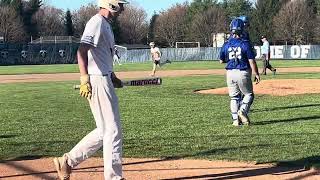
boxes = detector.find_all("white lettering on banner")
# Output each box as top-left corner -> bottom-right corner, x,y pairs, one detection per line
273,46 -> 284,59
253,45 -> 311,59
300,45 -> 311,59
270,46 -> 275,58
291,46 -> 300,58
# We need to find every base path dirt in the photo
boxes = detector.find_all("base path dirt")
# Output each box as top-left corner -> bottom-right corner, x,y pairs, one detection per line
0,158 -> 319,180
0,70 -> 225,84
198,79 -> 320,96
1,67 -> 320,84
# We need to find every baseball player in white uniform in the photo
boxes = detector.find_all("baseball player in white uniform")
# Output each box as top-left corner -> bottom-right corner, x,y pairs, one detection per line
53,0 -> 128,180
261,36 -> 276,75
149,42 -> 161,76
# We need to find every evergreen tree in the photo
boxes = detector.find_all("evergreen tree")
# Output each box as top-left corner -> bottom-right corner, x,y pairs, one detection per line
0,0 -> 11,6
221,0 -> 252,21
148,12 -> 158,43
111,17 -> 122,44
27,0 -> 42,14
22,0 -> 42,40
187,0 -> 218,21
65,9 -> 74,36
249,0 -> 289,44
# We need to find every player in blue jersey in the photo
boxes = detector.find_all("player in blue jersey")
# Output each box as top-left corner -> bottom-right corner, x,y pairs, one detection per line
220,19 -> 260,126
236,15 -> 253,107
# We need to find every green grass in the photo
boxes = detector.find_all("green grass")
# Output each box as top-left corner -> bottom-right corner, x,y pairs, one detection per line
1,60 -> 320,75
1,73 -> 320,167
0,64 -> 79,75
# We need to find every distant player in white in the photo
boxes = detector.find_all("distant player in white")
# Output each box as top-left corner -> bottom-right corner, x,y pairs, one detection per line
149,42 -> 161,76
53,0 -> 128,180
261,36 -> 276,75
113,46 -> 122,65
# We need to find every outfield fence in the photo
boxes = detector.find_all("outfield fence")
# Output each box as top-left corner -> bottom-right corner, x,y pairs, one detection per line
0,43 -> 319,65
0,43 -> 78,65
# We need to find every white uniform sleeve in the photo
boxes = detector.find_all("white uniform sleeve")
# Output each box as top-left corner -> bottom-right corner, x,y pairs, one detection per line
81,17 -> 102,48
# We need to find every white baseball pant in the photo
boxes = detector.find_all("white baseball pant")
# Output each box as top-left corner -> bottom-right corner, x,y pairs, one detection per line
66,75 -> 123,180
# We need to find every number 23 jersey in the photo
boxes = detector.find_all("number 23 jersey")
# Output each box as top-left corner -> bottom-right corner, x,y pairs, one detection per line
219,38 -> 255,70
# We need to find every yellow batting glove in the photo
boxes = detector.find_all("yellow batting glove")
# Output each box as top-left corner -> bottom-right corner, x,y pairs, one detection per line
79,75 -> 92,99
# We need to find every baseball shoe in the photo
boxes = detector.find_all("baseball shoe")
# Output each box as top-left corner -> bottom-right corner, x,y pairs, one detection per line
232,119 -> 242,126
53,154 -> 72,180
238,110 -> 250,125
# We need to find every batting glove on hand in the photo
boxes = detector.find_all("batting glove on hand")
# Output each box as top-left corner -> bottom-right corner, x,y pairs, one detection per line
111,72 -> 123,88
79,75 -> 92,99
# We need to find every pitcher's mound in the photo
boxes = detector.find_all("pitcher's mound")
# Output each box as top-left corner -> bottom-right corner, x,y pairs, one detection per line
197,79 -> 320,96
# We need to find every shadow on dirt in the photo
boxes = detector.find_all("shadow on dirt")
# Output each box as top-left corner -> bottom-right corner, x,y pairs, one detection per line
160,156 -> 320,180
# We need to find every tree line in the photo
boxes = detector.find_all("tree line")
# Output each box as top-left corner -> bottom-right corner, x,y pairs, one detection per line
0,0 -> 320,46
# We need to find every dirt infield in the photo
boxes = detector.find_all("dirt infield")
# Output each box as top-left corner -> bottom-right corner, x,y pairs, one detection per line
0,70 -> 223,84
1,67 -> 320,179
197,79 -> 320,96
2,67 -> 320,84
0,158 -> 319,180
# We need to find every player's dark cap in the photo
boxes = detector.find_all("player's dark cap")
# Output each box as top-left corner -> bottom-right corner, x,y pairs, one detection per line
261,35 -> 267,39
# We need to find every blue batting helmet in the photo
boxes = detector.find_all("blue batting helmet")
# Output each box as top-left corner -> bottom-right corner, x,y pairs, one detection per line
238,15 -> 249,26
230,18 -> 244,35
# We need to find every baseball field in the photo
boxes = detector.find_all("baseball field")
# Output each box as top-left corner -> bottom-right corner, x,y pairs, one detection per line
1,60 -> 320,179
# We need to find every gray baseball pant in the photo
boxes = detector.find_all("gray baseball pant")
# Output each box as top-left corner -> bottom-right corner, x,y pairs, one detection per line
227,69 -> 254,120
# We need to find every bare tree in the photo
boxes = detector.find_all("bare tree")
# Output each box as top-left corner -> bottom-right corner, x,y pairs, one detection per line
118,5 -> 148,44
33,5 -> 64,36
273,0 -> 313,44
154,3 -> 188,47
72,3 -> 98,37
190,6 -> 227,46
0,6 -> 25,42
